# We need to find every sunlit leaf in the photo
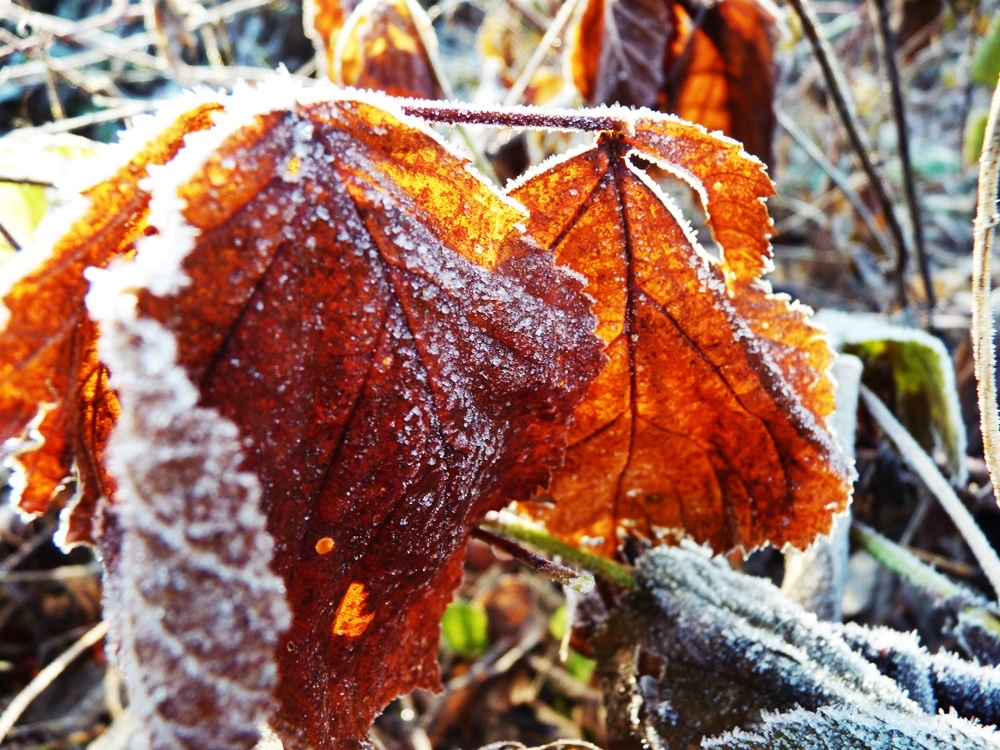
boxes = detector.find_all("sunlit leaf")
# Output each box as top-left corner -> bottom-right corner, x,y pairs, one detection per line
511,112 -> 852,554
108,84 -> 602,748
0,99 -> 223,545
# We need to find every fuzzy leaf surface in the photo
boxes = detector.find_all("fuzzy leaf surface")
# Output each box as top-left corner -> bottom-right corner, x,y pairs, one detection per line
121,88 -> 603,749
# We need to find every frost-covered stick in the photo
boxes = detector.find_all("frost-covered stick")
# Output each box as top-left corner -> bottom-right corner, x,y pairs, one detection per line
0,619 -> 109,743
972,74 -> 1000,510
859,385 -> 1000,599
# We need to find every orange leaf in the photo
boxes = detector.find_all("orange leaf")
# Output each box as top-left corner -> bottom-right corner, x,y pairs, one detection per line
510,113 -> 852,555
104,86 -> 602,748
664,0 -> 780,166
0,99 -> 222,545
308,0 -> 445,99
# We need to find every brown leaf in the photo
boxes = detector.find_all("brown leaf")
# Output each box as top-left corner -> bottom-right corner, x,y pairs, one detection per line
570,0 -> 780,165
0,100 -> 222,545
114,86 -> 602,748
663,0 -> 780,166
510,113 -> 852,555
571,0 -> 674,109
336,0 -> 444,98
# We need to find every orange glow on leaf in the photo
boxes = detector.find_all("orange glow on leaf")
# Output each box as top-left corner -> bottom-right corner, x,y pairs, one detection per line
332,582 -> 376,637
315,537 -> 335,555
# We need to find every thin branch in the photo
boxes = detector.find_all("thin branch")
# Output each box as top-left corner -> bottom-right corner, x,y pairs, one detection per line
859,384 -> 1000,599
472,526 -> 595,593
777,108 -> 892,262
0,620 -> 109,744
972,73 -> 1000,509
784,0 -> 911,310
869,0 -> 936,314
479,511 -> 635,589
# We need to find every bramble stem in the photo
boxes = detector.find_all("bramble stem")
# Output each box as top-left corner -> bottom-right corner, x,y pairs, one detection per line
401,100 -> 625,133
479,512 -> 636,589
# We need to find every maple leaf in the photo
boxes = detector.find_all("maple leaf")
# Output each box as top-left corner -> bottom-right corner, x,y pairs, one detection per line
3,83 -> 600,749
0,98 -> 223,546
571,0 -> 780,165
510,111 -> 853,554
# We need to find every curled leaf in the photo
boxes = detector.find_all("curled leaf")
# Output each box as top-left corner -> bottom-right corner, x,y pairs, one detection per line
115,84 -> 602,748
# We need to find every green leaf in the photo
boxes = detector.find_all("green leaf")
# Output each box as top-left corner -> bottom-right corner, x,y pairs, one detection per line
816,310 -> 967,483
441,599 -> 489,657
972,17 -> 1000,86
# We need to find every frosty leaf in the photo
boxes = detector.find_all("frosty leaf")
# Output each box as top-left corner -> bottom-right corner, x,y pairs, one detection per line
703,705 -> 1000,750
0,100 -> 222,545
88,300 -> 290,750
840,622 -> 1000,723
595,545 -> 1000,749
511,117 -> 852,554
594,545 -> 917,749
116,85 -> 602,749
571,0 -> 674,109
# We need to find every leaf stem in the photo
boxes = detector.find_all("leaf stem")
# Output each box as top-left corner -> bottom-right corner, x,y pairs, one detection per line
472,526 -> 595,593
479,513 -> 635,589
972,74 -> 1000,511
868,0 -> 935,314
851,521 -> 1000,642
860,384 -> 1000,599
784,0 -> 911,310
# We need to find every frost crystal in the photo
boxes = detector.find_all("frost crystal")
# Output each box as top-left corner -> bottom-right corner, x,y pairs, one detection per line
89,274 -> 290,750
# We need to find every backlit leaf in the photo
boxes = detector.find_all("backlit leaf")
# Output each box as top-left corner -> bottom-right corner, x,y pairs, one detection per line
664,0 -> 780,166
0,99 -> 223,545
570,0 -> 780,164
106,84 -> 602,748
511,112 -> 852,554
306,0 -> 444,98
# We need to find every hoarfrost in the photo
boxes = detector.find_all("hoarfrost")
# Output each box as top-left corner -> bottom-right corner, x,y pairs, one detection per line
88,270 -> 289,750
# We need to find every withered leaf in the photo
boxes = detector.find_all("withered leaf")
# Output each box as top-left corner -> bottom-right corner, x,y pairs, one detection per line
664,0 -> 780,167
303,0 -> 361,82
308,0 -> 444,99
511,112 -> 852,554
110,85 -> 602,749
570,0 -> 779,165
0,99 -> 222,545
571,0 -> 674,109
